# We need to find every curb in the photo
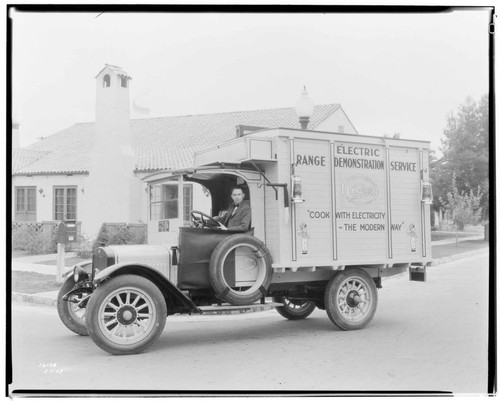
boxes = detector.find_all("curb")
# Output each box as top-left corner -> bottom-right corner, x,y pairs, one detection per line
13,247 -> 489,309
12,292 -> 57,307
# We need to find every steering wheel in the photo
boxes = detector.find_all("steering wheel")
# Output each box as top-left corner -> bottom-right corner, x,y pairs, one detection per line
190,210 -> 226,229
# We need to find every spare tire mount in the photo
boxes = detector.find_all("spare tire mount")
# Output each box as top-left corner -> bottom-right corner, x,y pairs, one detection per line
209,234 -> 273,305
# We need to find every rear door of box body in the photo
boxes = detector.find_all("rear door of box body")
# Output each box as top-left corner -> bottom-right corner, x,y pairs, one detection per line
389,146 -> 430,259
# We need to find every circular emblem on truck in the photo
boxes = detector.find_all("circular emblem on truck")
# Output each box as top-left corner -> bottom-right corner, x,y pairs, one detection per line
342,174 -> 378,205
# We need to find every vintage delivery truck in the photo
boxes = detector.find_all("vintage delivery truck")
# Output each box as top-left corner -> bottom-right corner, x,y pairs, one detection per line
58,127 -> 433,355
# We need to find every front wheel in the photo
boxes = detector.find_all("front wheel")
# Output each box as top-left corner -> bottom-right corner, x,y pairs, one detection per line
86,275 -> 167,355
57,276 -> 90,336
324,268 -> 378,330
273,296 -> 316,320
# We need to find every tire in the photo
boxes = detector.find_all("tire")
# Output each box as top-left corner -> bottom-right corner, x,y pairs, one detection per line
57,276 -> 90,336
273,296 -> 316,320
324,268 -> 378,330
209,234 -> 273,305
86,275 -> 167,355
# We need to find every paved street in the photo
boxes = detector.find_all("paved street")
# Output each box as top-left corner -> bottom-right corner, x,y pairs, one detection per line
10,253 -> 489,394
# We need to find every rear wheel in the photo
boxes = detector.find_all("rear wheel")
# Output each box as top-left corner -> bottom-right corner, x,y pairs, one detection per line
324,268 -> 378,330
86,275 -> 167,355
273,296 -> 316,320
209,234 -> 273,305
57,276 -> 89,336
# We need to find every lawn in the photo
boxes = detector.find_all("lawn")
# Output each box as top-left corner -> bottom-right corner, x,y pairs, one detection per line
12,271 -> 62,294
431,239 -> 489,259
431,231 -> 482,241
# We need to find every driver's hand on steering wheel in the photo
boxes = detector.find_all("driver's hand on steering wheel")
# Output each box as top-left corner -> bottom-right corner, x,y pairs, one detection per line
190,210 -> 228,230
191,217 -> 202,227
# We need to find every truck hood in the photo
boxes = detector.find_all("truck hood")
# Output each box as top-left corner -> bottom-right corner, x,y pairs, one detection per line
105,244 -> 171,276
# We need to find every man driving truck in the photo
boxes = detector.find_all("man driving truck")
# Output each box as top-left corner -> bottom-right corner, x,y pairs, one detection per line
214,185 -> 251,232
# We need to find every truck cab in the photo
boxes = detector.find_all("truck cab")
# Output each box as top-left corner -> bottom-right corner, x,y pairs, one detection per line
144,166 -> 272,306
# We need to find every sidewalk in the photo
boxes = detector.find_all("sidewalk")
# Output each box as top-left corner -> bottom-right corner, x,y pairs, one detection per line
11,234 -> 489,309
12,252 -> 79,274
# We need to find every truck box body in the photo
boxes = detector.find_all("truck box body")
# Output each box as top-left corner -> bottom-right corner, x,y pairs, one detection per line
195,127 -> 432,271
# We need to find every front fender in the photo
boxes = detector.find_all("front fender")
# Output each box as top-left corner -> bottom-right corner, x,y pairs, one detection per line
94,263 -> 201,315
63,259 -> 93,280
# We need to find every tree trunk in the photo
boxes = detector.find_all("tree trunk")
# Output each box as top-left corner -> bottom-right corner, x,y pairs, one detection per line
484,223 -> 489,242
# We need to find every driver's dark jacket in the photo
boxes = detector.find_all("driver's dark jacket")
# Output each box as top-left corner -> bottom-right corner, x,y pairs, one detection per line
218,200 -> 251,232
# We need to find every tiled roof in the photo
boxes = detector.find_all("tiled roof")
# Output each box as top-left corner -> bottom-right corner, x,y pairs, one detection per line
12,149 -> 51,173
16,104 -> 341,175
95,63 -> 131,79
15,123 -> 94,175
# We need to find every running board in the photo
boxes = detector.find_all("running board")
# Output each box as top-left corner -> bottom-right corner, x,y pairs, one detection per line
198,302 -> 284,315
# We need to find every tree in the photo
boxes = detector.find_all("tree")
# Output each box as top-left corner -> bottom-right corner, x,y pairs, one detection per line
431,94 -> 489,239
439,95 -> 489,214
429,149 -> 449,205
440,174 -> 483,245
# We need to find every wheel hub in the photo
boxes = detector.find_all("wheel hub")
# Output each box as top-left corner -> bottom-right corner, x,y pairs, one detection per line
346,290 -> 361,307
116,305 -> 137,325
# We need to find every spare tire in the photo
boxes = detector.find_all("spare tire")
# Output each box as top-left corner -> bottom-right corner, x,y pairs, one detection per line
209,234 -> 273,305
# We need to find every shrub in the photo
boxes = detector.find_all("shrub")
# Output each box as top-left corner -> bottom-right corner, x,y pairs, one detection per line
12,224 -> 32,250
11,223 -> 57,255
92,223 -> 147,254
440,174 -> 483,245
76,236 -> 94,259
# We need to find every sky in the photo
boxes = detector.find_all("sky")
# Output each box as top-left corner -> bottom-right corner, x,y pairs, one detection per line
10,7 -> 491,155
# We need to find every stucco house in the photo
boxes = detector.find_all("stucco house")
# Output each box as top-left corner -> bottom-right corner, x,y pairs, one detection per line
12,64 -> 359,238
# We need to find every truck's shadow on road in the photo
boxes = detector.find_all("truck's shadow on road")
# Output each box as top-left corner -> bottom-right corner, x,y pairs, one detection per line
153,315 -> 344,352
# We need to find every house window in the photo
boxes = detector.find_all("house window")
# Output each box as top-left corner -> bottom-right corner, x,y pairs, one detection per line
150,183 -> 193,223
103,74 -> 111,88
15,186 -> 36,221
120,77 -> 128,88
54,186 -> 77,221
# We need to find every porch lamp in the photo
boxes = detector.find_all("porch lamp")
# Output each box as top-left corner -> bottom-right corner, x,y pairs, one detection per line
295,86 -> 314,130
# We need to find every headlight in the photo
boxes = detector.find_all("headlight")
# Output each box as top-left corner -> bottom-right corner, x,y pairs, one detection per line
73,266 -> 85,282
